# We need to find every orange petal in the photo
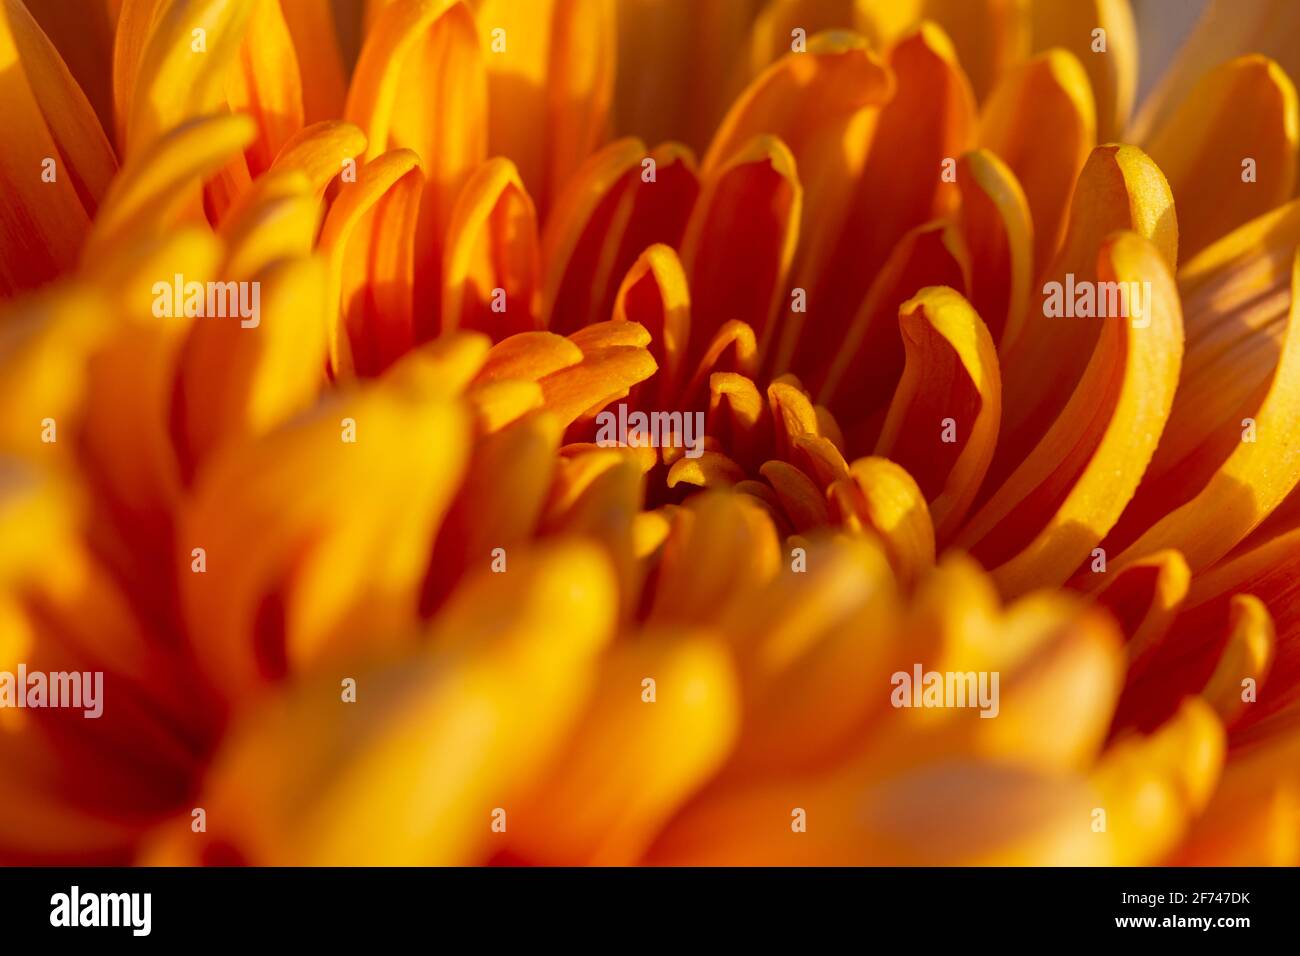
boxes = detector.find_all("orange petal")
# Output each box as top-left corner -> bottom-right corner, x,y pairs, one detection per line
1090,549 -> 1190,671
345,0 -> 486,335
1144,55 -> 1298,260
992,144 -> 1176,474
269,119 -> 367,198
681,134 -> 801,371
876,286 -> 1001,540
0,0 -> 118,295
1028,0 -> 1135,143
508,634 -> 739,865
180,378 -> 469,697
808,22 -> 976,354
955,232 -> 1183,597
978,48 -> 1095,278
955,149 -> 1034,351
317,148 -> 423,376
278,0 -> 348,124
441,157 -> 542,337
224,0 -> 304,176
1108,249 -> 1300,575
830,456 -> 935,589
612,244 -> 691,400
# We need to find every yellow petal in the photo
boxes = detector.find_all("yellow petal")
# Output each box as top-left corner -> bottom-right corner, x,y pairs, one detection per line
345,0 -> 486,330
830,456 -> 935,589
268,119 -> 367,197
1144,55 -> 1298,260
121,0 -> 256,156
278,0 -> 348,124
1110,249 -> 1300,575
1028,0 -> 1135,142
978,49 -> 1095,278
612,243 -> 691,400
957,232 -> 1183,597
1091,549 -> 1190,670
507,634 -> 739,865
180,378 -> 469,696
442,157 -> 541,337
224,0 -> 304,176
173,256 -> 328,474
1202,595 -> 1275,727
317,147 -> 423,376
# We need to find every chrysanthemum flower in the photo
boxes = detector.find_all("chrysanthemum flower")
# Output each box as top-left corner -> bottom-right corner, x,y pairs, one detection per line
2,0 -> 1299,865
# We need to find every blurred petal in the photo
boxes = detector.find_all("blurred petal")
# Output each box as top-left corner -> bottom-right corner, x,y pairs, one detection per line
509,634 -> 739,865
0,0 -> 118,294
1028,0 -> 1135,143
1144,55 -> 1298,260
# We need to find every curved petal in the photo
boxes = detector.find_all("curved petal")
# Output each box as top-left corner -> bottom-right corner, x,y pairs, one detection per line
680,134 -> 801,369
1028,0 -> 1135,143
978,48 -> 1095,278
442,157 -> 541,338
955,149 -> 1034,351
0,0 -> 118,294
1144,55 -> 1298,260
345,0 -> 486,333
829,456 -> 935,589
612,244 -> 691,401
876,286 -> 1001,540
956,232 -> 1183,597
1109,250 -> 1300,575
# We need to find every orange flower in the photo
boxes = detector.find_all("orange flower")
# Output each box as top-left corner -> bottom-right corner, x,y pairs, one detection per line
2,0 -> 1299,865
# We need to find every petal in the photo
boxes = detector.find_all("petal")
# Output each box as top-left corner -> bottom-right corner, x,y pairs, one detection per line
612,244 -> 691,400
955,232 -> 1183,597
1090,549 -> 1190,669
829,456 -> 935,589
120,0 -> 256,156
1028,0 -> 1135,143
1108,249 -> 1300,575
269,119 -> 368,197
173,256 -> 328,475
83,112 -> 255,259
703,29 -> 892,174
1144,55 -> 1298,260
278,0 -> 348,124
477,0 -> 616,215
345,0 -> 486,333
1202,595 -> 1275,727
536,346 -> 657,429
507,635 -> 739,865
0,0 -> 118,294
171,541 -> 616,865
224,0 -> 304,176
759,459 -> 830,531
806,21 -> 976,360
441,157 -> 542,337
875,285 -> 1001,540
317,147 -> 423,376
992,144 -> 1176,473
542,138 -> 698,335
648,492 -> 782,627
680,134 -> 801,369
816,220 -> 968,443
179,377 -> 469,696
955,149 -> 1034,351
922,0 -> 1031,102
978,49 -> 1095,279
